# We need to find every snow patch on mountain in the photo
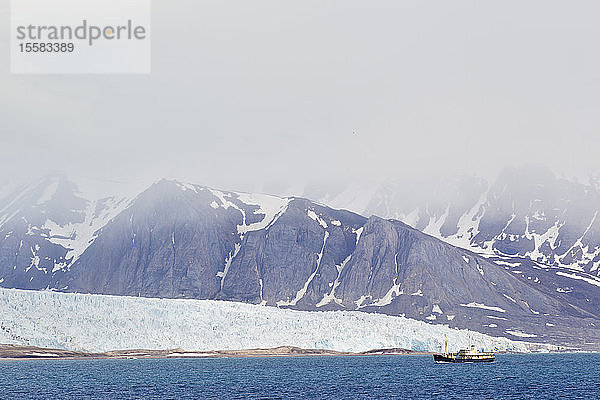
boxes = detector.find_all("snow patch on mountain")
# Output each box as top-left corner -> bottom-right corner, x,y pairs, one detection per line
460,302 -> 506,313
506,330 -> 538,338
555,271 -> 600,288
307,209 -> 328,228
176,182 -> 291,236
371,280 -> 402,307
44,196 -> 132,272
235,192 -> 291,234
423,205 -> 450,238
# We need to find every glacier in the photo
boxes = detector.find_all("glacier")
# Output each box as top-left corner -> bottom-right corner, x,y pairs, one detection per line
0,288 -> 552,354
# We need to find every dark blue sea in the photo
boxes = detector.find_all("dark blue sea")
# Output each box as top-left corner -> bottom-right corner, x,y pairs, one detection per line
1,354 -> 599,399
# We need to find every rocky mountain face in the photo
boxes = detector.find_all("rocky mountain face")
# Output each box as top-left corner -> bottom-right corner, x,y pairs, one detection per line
298,167 -> 600,335
300,166 -> 600,280
1,174 -> 600,349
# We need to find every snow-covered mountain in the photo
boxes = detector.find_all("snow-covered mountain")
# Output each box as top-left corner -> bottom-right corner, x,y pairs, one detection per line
295,167 -> 600,308
301,166 -> 600,276
1,173 -> 600,349
0,174 -> 140,282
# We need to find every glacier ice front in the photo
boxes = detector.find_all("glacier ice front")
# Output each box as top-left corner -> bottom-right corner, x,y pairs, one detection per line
0,288 -> 550,353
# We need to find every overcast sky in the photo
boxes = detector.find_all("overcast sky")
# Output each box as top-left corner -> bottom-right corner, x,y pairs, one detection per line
1,1 -> 599,190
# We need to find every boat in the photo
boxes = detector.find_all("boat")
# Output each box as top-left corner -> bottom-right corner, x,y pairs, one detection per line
433,336 -> 495,363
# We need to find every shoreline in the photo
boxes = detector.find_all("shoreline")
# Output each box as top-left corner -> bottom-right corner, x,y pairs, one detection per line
0,344 -> 435,360
2,344 -> 585,361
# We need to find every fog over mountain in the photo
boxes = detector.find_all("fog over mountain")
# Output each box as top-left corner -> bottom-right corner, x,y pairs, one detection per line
2,0 -> 600,189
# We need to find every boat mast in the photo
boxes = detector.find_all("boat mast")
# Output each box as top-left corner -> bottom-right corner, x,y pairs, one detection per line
444,334 -> 448,355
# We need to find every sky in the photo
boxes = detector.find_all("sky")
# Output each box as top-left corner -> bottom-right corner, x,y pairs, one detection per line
1,0 -> 600,191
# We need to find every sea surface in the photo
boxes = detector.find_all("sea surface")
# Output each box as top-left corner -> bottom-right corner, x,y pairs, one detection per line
1,353 -> 599,399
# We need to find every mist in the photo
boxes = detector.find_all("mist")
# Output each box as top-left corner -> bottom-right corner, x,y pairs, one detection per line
1,0 -> 600,192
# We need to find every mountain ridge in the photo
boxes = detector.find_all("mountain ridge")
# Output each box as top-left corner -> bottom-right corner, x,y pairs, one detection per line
299,166 -> 600,276
1,173 -> 600,349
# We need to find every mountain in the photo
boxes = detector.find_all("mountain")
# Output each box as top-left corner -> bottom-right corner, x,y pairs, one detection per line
0,174 -> 135,288
297,166 -> 600,309
300,166 -> 600,276
1,173 -> 600,349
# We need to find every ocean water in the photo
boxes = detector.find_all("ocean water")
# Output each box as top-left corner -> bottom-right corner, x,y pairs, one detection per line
0,354 -> 598,399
